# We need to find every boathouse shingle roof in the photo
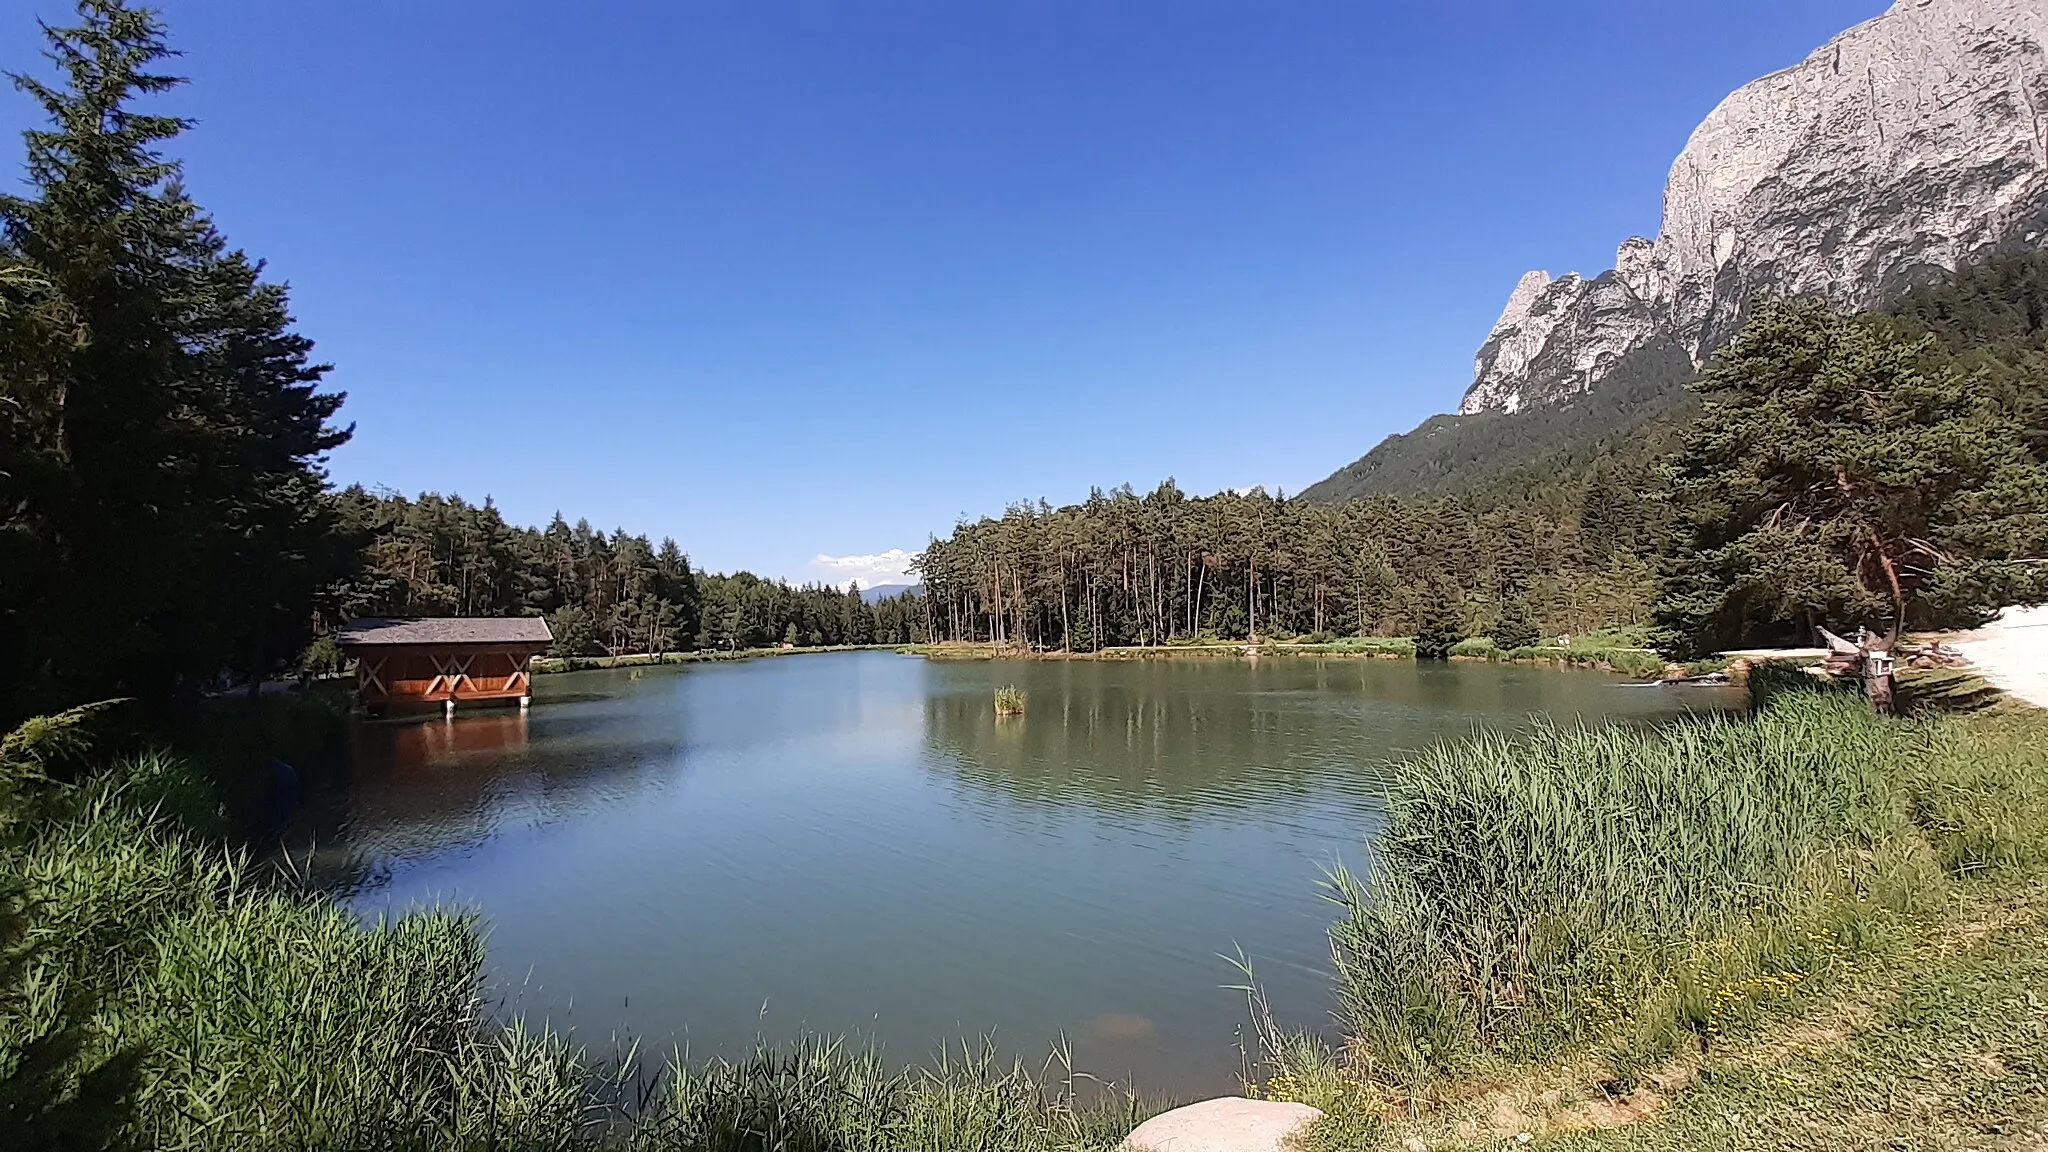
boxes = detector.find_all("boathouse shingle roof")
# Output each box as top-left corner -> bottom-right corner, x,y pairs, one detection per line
336,617 -> 554,647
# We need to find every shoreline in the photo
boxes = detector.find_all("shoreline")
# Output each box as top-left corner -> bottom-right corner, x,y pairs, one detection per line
530,644 -> 904,675
901,639 -> 1693,680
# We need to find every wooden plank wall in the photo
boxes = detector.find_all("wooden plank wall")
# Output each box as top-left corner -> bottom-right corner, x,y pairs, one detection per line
351,643 -> 545,704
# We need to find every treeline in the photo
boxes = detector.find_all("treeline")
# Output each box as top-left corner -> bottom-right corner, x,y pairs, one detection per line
914,475 -> 1667,650
322,488 -> 928,662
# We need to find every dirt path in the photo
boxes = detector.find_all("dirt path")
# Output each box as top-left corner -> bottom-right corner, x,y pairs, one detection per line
1947,604 -> 2048,709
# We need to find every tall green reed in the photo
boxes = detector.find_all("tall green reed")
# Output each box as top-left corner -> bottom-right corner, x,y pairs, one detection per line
1325,680 -> 1910,1082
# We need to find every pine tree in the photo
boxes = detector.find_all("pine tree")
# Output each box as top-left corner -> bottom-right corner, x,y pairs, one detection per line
0,0 -> 349,718
1489,597 -> 1541,651
1652,299 -> 2048,657
1413,581 -> 1465,660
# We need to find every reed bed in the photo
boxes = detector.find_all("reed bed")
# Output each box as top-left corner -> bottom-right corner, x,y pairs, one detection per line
1323,677 -> 1917,1084
651,1037 -> 1150,1152
994,686 -> 1028,716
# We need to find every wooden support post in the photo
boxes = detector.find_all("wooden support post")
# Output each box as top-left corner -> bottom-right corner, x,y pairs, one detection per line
444,698 -> 456,719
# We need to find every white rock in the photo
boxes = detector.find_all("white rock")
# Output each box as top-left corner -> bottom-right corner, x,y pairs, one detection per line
1461,0 -> 2048,417
1123,1097 -> 1324,1152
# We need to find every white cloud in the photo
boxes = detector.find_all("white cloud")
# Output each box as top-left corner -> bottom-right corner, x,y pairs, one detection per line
808,548 -> 917,592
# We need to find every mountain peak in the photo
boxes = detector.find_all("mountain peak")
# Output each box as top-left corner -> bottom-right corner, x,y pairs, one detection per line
1459,0 -> 2048,417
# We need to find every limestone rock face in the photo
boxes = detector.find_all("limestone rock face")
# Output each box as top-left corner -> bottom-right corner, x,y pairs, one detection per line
1460,0 -> 2048,416
1123,1097 -> 1323,1152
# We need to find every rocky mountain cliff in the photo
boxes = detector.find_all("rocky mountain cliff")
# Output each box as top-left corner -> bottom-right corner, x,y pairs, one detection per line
1461,0 -> 2048,416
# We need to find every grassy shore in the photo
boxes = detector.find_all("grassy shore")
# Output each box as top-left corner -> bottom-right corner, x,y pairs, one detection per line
903,633 -> 1689,680
539,637 -> 1698,682
1248,665 -> 2048,1150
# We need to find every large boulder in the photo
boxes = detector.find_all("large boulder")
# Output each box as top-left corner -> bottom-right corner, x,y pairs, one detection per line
1124,1097 -> 1324,1152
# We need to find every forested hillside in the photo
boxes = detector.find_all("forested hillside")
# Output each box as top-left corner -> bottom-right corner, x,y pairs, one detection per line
1299,343 -> 1695,502
1303,247 -> 2048,508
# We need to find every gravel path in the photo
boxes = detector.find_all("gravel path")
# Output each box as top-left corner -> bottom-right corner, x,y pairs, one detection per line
1949,604 -> 2048,709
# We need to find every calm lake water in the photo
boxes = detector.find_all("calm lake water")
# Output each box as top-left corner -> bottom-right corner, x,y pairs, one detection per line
310,651 -> 1739,1097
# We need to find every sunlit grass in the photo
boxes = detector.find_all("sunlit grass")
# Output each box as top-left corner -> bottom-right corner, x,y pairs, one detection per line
1321,680 -> 1910,1085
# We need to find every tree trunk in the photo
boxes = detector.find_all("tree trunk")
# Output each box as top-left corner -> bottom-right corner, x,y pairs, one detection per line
1060,564 -> 1071,651
1246,562 -> 1259,644
1872,530 -> 1907,643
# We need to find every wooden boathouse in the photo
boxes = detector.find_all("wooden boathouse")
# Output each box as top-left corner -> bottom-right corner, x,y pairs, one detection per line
337,617 -> 553,713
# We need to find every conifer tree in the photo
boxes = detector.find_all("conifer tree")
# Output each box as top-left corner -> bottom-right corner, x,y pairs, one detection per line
1489,597 -> 1541,651
0,0 -> 349,719
1413,581 -> 1465,660
1652,299 -> 2048,658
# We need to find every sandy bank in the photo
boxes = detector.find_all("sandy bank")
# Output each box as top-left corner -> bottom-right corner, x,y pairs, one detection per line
1948,604 -> 2048,709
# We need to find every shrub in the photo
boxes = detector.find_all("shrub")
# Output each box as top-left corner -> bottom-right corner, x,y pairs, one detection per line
293,634 -> 347,679
1603,649 -> 1669,680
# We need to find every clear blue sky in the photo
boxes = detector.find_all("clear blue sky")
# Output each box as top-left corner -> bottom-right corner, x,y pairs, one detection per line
3,0 -> 1885,586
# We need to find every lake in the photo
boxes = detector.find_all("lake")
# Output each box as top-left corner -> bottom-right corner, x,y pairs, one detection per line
309,650 -> 1739,1097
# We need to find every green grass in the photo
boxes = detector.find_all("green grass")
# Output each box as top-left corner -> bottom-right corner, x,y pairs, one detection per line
906,634 -> 1684,677
1248,666 -> 2048,1150
1561,627 -> 1653,651
995,685 -> 1028,716
909,637 -> 1418,660
1277,637 -> 1417,657
1321,682 -> 1904,1086
1450,640 -> 1671,680
1527,882 -> 2048,1151
654,1038 -> 1154,1152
